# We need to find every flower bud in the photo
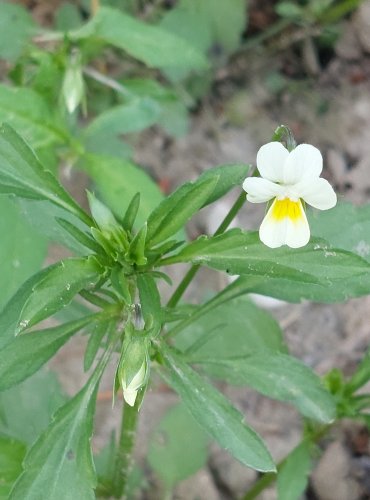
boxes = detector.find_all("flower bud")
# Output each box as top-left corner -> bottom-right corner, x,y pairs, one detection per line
118,336 -> 150,407
62,50 -> 84,114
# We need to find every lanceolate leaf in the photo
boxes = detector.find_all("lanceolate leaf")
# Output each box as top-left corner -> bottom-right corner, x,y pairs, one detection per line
0,436 -> 27,498
146,176 -> 219,247
16,257 -> 102,333
0,315 -> 103,392
161,230 -> 370,288
0,124 -> 91,225
0,85 -> 66,148
196,353 -> 336,423
0,196 -> 47,309
71,7 -> 208,71
9,344 -> 115,500
277,442 -> 312,500
159,345 -> 276,473
198,163 -> 249,207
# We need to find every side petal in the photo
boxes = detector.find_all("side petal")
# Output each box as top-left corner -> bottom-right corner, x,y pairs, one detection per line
284,144 -> 323,184
243,177 -> 282,203
299,177 -> 337,210
259,199 -> 310,248
256,142 -> 289,182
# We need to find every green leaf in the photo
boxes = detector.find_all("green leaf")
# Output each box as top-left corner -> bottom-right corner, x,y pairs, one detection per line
137,274 -> 162,326
175,295 -> 285,358
197,353 -> 336,423
159,345 -> 276,473
0,267 -> 52,350
0,2 -> 35,62
146,176 -> 219,247
9,345 -> 113,500
148,403 -> 209,488
17,199 -> 94,255
10,257 -> 101,335
71,7 -> 208,72
55,2 -> 83,31
198,164 -> 249,207
122,192 -> 140,231
84,320 -> 113,372
0,85 -> 66,149
126,223 -> 148,266
161,230 -> 370,292
84,98 -> 161,151
277,442 -> 312,500
310,202 -> 370,263
0,370 -> 66,445
0,435 -> 27,498
81,153 -> 163,228
0,125 -> 91,225
0,197 -> 47,309
0,315 -> 101,392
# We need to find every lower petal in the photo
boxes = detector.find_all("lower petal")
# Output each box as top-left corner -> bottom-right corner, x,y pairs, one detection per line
259,199 -> 310,248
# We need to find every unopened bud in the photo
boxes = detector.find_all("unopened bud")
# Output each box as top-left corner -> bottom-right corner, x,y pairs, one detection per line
62,50 -> 84,114
118,336 -> 149,407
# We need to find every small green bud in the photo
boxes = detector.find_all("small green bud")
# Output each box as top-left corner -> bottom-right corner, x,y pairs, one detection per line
118,335 -> 150,407
62,50 -> 84,114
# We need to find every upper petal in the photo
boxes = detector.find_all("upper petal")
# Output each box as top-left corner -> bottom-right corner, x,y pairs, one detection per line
256,142 -> 289,182
243,177 -> 283,203
299,177 -> 337,210
283,144 -> 323,184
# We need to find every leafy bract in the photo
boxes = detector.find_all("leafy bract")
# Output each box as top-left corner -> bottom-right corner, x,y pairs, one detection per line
81,153 -> 163,228
196,353 -> 336,423
148,403 -> 209,488
9,345 -> 114,500
161,230 -> 370,295
71,7 -> 208,72
0,124 -> 91,225
0,315 -> 102,392
159,345 -> 275,473
0,197 -> 47,309
0,85 -> 66,149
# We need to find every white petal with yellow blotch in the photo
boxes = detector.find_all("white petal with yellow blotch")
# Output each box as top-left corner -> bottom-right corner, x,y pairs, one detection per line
260,199 -> 310,249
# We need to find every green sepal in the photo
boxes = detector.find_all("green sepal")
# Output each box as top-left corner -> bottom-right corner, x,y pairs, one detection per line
56,217 -> 103,254
110,267 -> 132,304
126,223 -> 148,266
122,192 -> 140,232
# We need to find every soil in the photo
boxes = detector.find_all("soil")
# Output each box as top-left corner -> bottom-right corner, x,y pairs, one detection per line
11,0 -> 370,498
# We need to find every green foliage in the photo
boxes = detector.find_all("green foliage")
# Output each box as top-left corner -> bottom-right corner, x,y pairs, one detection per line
197,353 -> 336,423
0,436 -> 27,499
9,348 -> 113,500
0,2 -> 35,62
82,154 -> 163,228
175,295 -> 285,357
148,403 -> 209,489
160,345 -> 276,473
72,7 -> 208,72
277,442 -> 312,500
0,197 -> 47,309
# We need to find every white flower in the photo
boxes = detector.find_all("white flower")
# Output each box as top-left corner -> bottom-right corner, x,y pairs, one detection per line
243,142 -> 337,248
121,361 -> 147,407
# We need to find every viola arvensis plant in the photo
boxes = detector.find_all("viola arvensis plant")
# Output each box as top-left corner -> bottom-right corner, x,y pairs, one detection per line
243,142 -> 337,248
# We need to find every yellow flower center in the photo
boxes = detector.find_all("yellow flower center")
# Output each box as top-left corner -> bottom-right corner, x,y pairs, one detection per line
272,198 -> 302,221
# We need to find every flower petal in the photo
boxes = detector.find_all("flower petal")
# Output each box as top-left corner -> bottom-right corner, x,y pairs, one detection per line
284,144 -> 323,184
259,199 -> 310,248
124,390 -> 138,407
243,177 -> 283,203
299,177 -> 337,210
256,142 -> 289,182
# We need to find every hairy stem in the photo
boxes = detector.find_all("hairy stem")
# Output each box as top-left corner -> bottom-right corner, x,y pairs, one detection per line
167,191 -> 246,308
112,402 -> 139,499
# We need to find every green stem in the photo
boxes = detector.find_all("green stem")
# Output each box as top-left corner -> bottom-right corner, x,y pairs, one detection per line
112,401 -> 139,499
166,191 -> 246,308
